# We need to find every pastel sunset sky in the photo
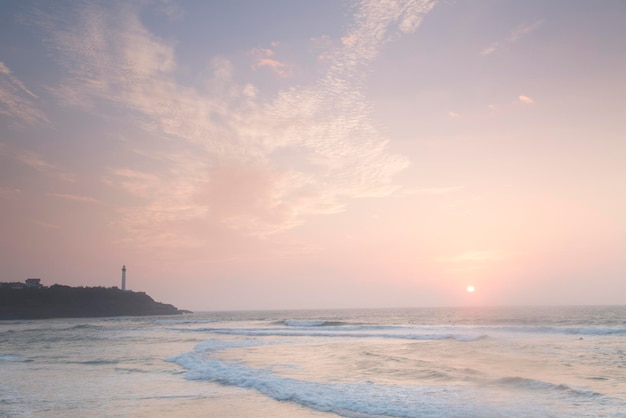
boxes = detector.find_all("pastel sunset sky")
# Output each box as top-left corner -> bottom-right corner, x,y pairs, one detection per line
1,0 -> 625,310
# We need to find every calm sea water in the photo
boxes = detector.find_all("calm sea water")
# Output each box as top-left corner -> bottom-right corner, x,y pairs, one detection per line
1,306 -> 625,417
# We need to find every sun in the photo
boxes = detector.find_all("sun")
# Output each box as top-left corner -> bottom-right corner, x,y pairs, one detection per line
466,285 -> 475,293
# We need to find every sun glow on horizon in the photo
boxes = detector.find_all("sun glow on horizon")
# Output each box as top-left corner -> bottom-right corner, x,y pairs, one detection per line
466,285 -> 475,293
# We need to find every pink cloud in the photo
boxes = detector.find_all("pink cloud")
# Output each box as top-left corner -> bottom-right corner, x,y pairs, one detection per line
481,20 -> 543,56
0,186 -> 21,199
0,61 -> 10,75
481,45 -> 498,56
46,193 -> 99,204
519,95 -> 534,104
251,48 -> 291,77
43,0 -> 430,252
0,146 -> 75,182
0,61 -> 46,125
341,33 -> 358,47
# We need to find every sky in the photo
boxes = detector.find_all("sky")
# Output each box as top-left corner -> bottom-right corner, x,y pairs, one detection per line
1,0 -> 625,311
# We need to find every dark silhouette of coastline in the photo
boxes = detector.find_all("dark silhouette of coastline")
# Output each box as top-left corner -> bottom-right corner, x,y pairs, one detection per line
0,283 -> 190,320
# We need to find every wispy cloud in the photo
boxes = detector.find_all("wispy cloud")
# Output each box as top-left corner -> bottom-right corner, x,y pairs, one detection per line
251,48 -> 292,78
34,220 -> 61,229
481,20 -> 543,56
396,186 -> 460,197
41,0 -> 436,248
46,192 -> 99,204
481,45 -> 498,56
0,186 -> 21,199
519,95 -> 534,104
0,60 -> 47,126
106,168 -> 162,199
509,21 -> 543,42
413,186 -> 460,195
0,62 -> 10,75
15,151 -> 75,182
0,144 -> 75,182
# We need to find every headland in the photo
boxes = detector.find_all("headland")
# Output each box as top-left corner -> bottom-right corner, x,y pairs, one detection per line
0,282 -> 189,320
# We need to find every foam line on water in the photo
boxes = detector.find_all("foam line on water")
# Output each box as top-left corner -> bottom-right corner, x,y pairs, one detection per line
169,322 -> 626,339
169,353 -> 512,416
168,326 -> 487,342
167,342 -> 558,417
165,333 -> 623,417
493,376 -> 603,398
282,320 -> 353,327
155,319 -> 220,325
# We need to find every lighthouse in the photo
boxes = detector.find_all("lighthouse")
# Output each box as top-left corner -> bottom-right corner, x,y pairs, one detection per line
121,265 -> 126,291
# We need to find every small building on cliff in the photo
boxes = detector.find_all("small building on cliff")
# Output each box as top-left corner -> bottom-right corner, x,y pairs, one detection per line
25,278 -> 43,288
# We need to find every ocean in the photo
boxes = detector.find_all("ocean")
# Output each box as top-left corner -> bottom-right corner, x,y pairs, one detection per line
1,306 -> 625,417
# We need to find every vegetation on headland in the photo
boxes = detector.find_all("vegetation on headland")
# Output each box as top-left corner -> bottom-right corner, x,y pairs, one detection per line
0,283 -> 189,320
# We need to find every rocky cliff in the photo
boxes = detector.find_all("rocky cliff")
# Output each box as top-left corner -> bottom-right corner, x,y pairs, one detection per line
0,284 -> 188,319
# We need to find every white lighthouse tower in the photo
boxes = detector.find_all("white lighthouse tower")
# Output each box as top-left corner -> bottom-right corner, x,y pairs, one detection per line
121,265 -> 126,291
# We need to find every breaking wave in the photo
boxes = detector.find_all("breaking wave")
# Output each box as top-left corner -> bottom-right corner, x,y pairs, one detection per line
155,319 -> 219,325
168,343 -> 513,417
281,320 -> 353,327
168,338 -> 612,418
494,376 -> 603,398
168,325 -> 487,342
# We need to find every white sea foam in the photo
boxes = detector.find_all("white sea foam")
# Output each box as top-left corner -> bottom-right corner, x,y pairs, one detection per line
3,307 -> 625,417
282,320 -> 351,327
154,319 -> 219,325
166,323 -> 626,418
173,354 -> 465,416
0,353 -> 31,362
475,325 -> 626,336
161,308 -> 626,417
283,320 -> 330,327
493,376 -> 603,398
169,324 -> 488,342
169,341 -> 545,417
169,321 -> 626,341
